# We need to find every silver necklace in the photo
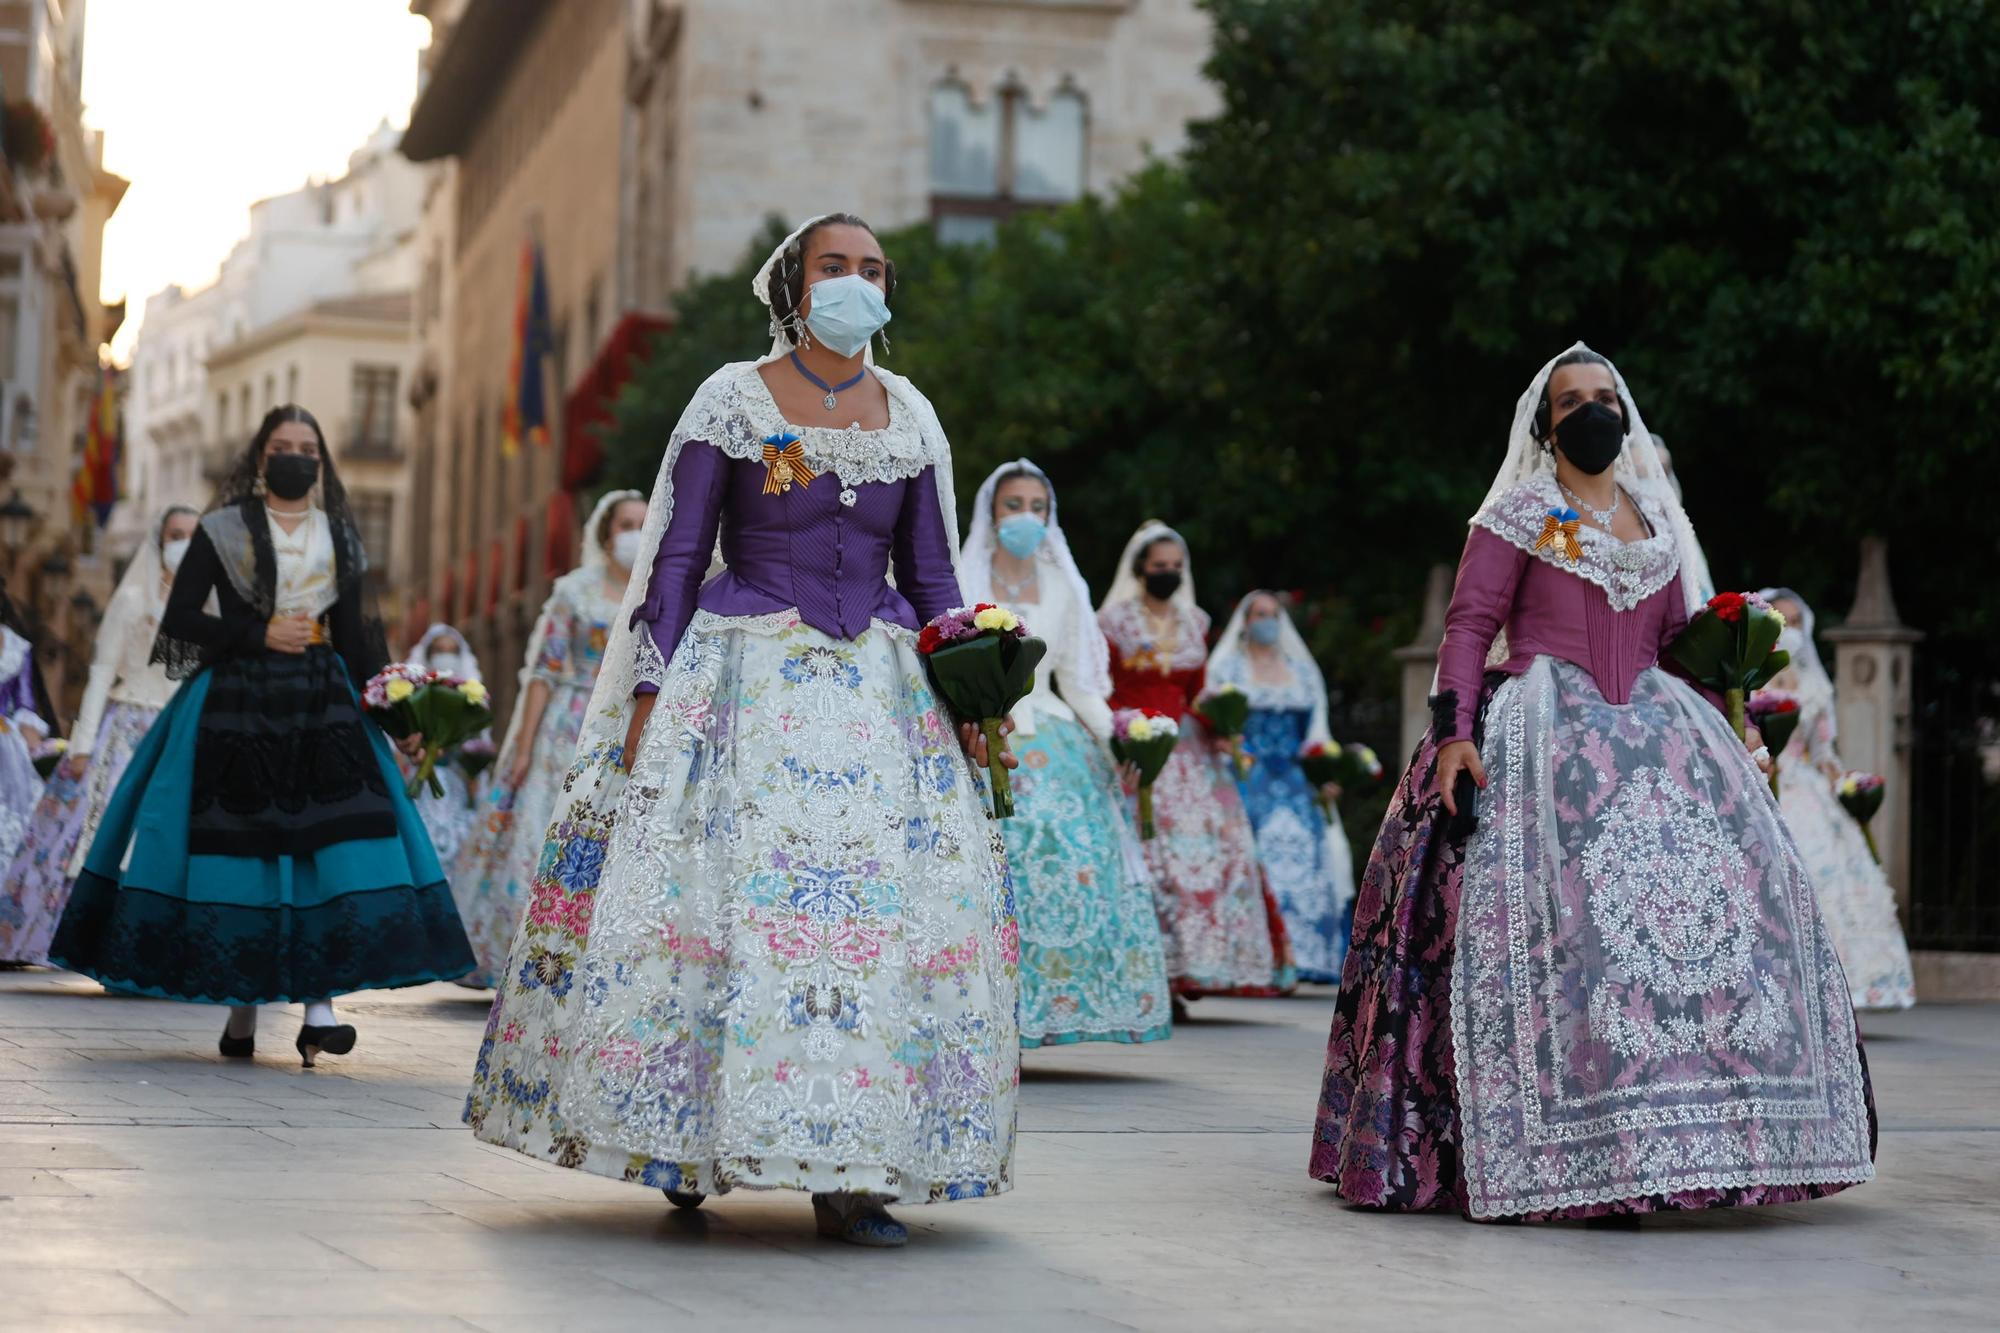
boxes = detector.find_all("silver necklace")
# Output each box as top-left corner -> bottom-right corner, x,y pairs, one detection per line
993,561 -> 1039,603
1559,479 -> 1622,529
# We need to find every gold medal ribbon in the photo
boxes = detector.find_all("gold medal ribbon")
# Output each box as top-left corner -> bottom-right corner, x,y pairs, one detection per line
761,436 -> 817,495
1535,512 -> 1583,563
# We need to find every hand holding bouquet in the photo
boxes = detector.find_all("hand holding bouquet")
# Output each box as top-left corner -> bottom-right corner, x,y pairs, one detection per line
1299,741 -> 1344,819
1666,591 -> 1790,742
1111,708 -> 1180,839
1197,683 -> 1252,780
1746,689 -> 1802,795
1837,771 -> 1886,862
918,604 -> 1047,819
363,664 -> 495,799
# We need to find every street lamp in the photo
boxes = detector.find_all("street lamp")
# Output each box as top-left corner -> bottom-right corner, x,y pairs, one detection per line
0,489 -> 35,557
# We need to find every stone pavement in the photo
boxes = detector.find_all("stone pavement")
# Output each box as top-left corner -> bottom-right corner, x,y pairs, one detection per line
0,970 -> 1993,1332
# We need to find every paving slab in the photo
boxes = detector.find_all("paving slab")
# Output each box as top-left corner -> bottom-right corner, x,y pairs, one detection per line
0,970 -> 1992,1330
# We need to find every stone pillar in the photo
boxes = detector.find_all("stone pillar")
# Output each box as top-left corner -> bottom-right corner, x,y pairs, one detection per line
1820,537 -> 1922,921
1392,564 -> 1453,764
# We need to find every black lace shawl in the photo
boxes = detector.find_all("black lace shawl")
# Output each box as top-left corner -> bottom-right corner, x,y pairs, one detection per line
152,498 -> 388,688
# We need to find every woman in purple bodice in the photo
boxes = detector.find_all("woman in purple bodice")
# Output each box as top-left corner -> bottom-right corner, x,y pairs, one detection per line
464,215 -> 1018,1248
1308,344 -> 1876,1222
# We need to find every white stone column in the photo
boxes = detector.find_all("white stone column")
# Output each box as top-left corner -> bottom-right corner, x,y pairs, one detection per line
1820,537 -> 1922,921
1392,564 -> 1452,765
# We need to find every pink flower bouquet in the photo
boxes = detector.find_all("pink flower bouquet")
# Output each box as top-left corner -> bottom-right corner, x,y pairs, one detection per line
363,664 -> 495,799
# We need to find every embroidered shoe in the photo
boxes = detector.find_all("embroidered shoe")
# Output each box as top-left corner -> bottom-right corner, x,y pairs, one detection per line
812,1192 -> 907,1248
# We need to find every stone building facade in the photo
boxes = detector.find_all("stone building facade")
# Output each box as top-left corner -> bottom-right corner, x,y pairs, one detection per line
0,0 -> 128,718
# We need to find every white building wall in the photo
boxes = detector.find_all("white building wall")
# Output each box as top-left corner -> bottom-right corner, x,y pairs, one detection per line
117,125 -> 425,539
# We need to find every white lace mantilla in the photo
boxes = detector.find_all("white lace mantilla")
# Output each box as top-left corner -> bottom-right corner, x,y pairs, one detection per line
1473,477 -> 1681,612
689,362 -> 942,487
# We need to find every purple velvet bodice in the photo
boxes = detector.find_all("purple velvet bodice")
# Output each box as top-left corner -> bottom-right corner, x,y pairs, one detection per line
632,438 -> 962,685
1435,478 -> 1697,745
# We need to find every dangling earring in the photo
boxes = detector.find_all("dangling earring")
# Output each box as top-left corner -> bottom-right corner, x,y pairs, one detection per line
876,330 -> 892,359
253,472 -> 267,498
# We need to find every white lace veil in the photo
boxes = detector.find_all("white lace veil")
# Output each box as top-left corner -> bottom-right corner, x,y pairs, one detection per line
112,505 -> 187,622
405,621 -> 485,684
959,459 -> 1113,700
496,488 -> 644,765
1209,590 -> 1334,749
1099,521 -> 1198,612
1757,585 -> 1833,745
1479,342 -> 1706,617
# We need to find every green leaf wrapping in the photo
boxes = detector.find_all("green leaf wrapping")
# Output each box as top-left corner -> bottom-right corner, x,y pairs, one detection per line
1839,783 -> 1885,824
1109,732 -> 1180,839
1196,689 -> 1250,736
922,633 -> 1048,819
1666,608 -> 1791,697
1755,708 -> 1801,756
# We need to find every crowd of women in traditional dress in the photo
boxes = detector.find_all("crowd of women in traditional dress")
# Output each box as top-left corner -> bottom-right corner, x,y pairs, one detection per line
0,211 -> 1914,1242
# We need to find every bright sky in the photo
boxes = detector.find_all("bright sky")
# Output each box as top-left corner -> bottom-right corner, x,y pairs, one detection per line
82,0 -> 431,361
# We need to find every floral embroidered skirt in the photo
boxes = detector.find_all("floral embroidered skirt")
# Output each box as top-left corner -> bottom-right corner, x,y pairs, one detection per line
49,648 -> 475,1004
1779,764 -> 1917,1010
449,682 -> 593,986
464,612 -> 1019,1204
0,720 -> 41,886
413,766 -> 479,913
0,701 -> 158,965
1238,711 -> 1354,984
1311,660 -> 1876,1221
1005,712 -> 1170,1048
1139,722 -> 1294,998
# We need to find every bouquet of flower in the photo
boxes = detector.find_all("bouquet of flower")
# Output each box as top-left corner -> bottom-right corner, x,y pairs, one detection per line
1298,741 -> 1344,819
1666,590 -> 1791,742
1111,708 -> 1181,839
455,735 -> 498,807
30,736 -> 66,780
1837,772 -> 1886,863
362,663 -> 495,799
1333,742 -> 1384,789
1197,683 -> 1252,779
1746,689 -> 1803,795
917,603 -> 1048,819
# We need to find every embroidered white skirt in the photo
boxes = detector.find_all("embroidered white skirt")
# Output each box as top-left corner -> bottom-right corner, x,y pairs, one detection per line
464,611 -> 1019,1203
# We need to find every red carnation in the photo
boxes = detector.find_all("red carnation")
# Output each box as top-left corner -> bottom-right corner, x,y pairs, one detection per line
917,625 -> 942,655
1709,591 -> 1746,623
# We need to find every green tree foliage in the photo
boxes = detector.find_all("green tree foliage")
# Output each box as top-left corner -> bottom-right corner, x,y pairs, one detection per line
1190,0 -> 2000,661
607,0 -> 2000,691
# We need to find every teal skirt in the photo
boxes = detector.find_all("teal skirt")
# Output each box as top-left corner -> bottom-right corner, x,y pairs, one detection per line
49,649 -> 475,1004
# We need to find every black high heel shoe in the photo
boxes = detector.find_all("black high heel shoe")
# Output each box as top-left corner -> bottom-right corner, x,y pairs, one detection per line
218,1030 -> 255,1059
295,1023 -> 357,1068
664,1189 -> 706,1210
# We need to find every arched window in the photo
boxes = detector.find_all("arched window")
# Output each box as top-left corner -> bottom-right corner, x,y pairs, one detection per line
928,77 -> 1088,244
929,80 -> 1000,199
1014,88 -> 1087,203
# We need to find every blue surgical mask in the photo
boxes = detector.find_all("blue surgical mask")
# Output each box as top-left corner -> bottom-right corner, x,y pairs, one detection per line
996,514 -> 1047,559
804,275 -> 892,358
1248,619 -> 1283,647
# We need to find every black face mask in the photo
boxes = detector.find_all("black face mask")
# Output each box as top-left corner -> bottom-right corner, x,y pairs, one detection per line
264,453 -> 321,501
1144,571 -> 1183,601
1550,401 -> 1625,476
